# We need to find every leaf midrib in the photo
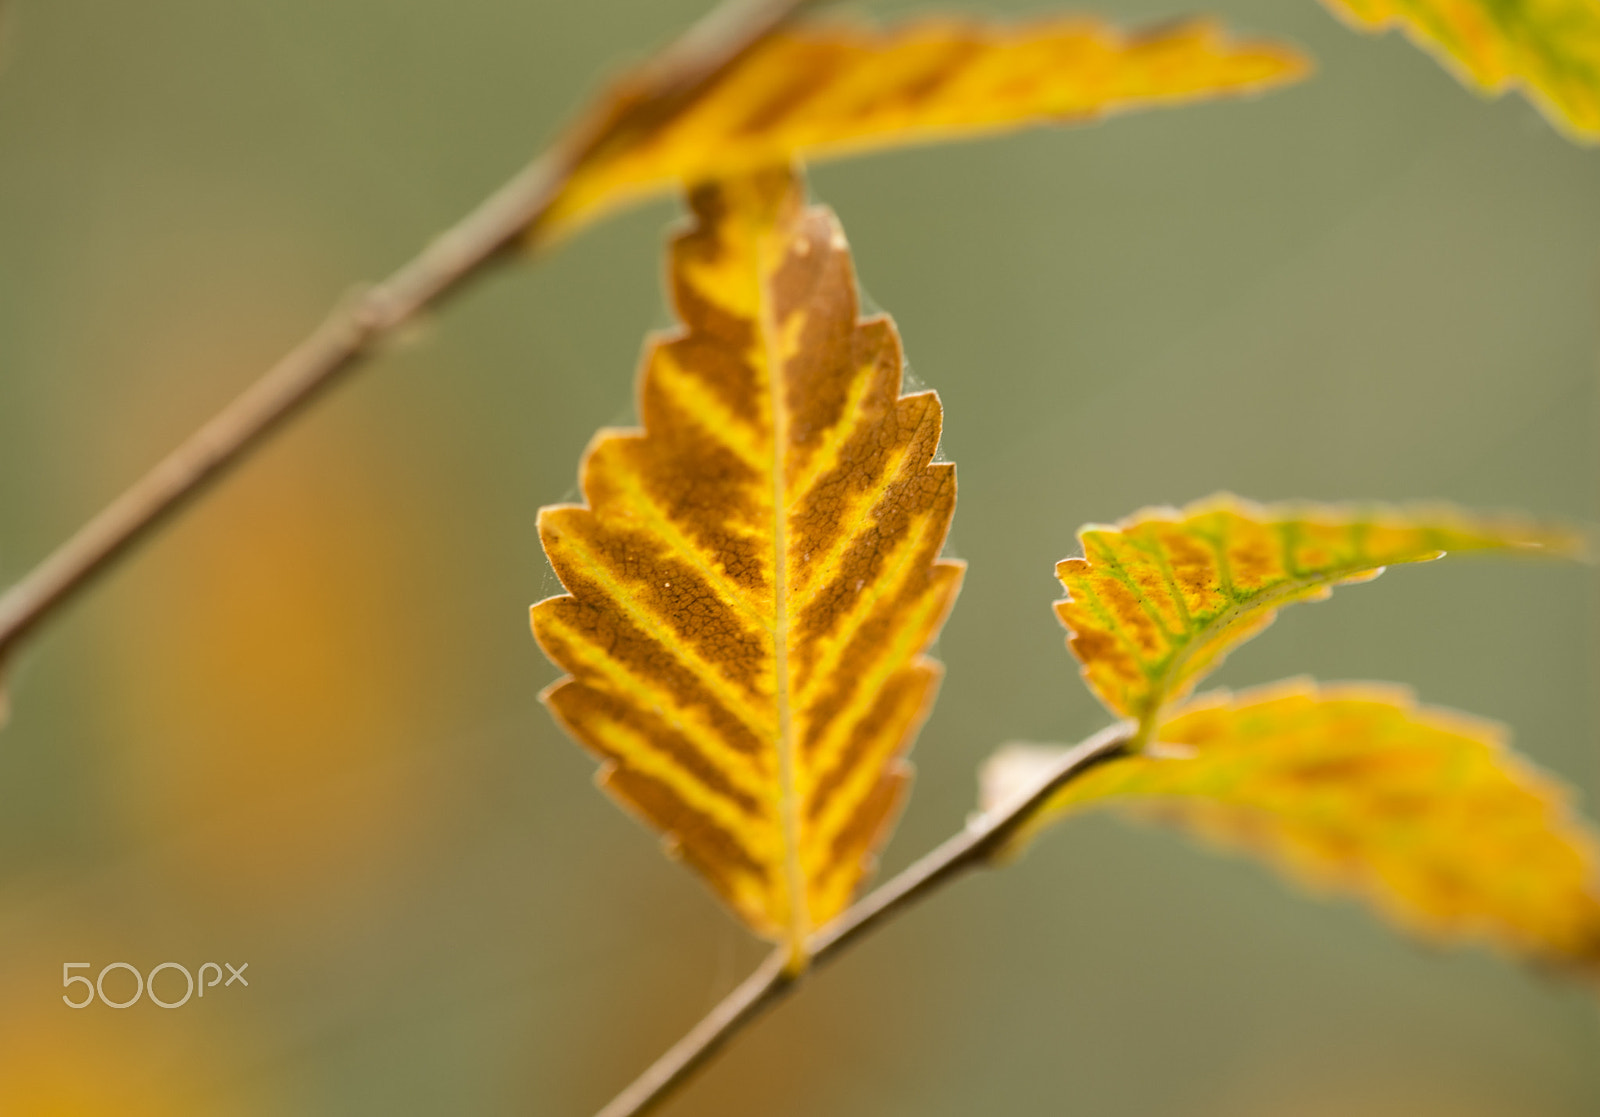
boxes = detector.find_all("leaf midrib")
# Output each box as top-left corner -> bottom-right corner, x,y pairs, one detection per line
755,212 -> 808,967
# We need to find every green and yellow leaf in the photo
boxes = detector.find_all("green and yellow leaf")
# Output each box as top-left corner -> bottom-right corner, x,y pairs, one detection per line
982,681 -> 1600,967
1055,494 -> 1581,741
546,17 -> 1311,233
531,165 -> 962,957
1319,0 -> 1600,140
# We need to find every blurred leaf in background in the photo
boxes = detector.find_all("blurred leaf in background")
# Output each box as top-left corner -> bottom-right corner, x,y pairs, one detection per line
547,15 -> 1309,232
1319,0 -> 1600,141
988,680 -> 1600,968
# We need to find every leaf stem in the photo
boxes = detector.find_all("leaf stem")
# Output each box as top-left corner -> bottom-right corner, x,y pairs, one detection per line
591,722 -> 1132,1117
0,0 -> 821,679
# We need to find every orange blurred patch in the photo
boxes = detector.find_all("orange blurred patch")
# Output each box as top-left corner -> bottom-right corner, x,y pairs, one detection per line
101,424 -> 433,920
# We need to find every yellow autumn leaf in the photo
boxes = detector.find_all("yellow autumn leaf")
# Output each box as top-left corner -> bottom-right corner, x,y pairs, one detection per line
1320,0 -> 1600,140
1055,494 -> 1581,741
531,165 -> 962,958
982,680 -> 1600,967
544,17 -> 1311,234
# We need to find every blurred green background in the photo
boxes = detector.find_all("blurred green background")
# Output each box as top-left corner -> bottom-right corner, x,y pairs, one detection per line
1,0 -> 1597,1113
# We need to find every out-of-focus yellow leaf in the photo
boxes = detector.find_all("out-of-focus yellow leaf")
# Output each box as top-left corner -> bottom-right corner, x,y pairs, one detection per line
1320,0 -> 1600,140
1055,494 -> 1581,740
984,680 -> 1600,966
545,17 -> 1311,234
531,165 -> 962,957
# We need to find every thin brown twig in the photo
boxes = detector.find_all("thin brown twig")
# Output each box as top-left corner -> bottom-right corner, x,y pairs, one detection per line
592,722 -> 1132,1117
0,0 -> 821,676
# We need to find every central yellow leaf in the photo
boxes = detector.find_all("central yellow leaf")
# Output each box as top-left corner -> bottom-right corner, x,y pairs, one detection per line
532,166 -> 962,956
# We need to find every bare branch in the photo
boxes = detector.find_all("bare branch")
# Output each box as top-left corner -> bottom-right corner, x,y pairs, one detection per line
593,722 -> 1132,1117
0,0 -> 821,673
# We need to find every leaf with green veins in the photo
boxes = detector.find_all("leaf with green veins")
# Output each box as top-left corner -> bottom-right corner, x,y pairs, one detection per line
1054,494 -> 1583,742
